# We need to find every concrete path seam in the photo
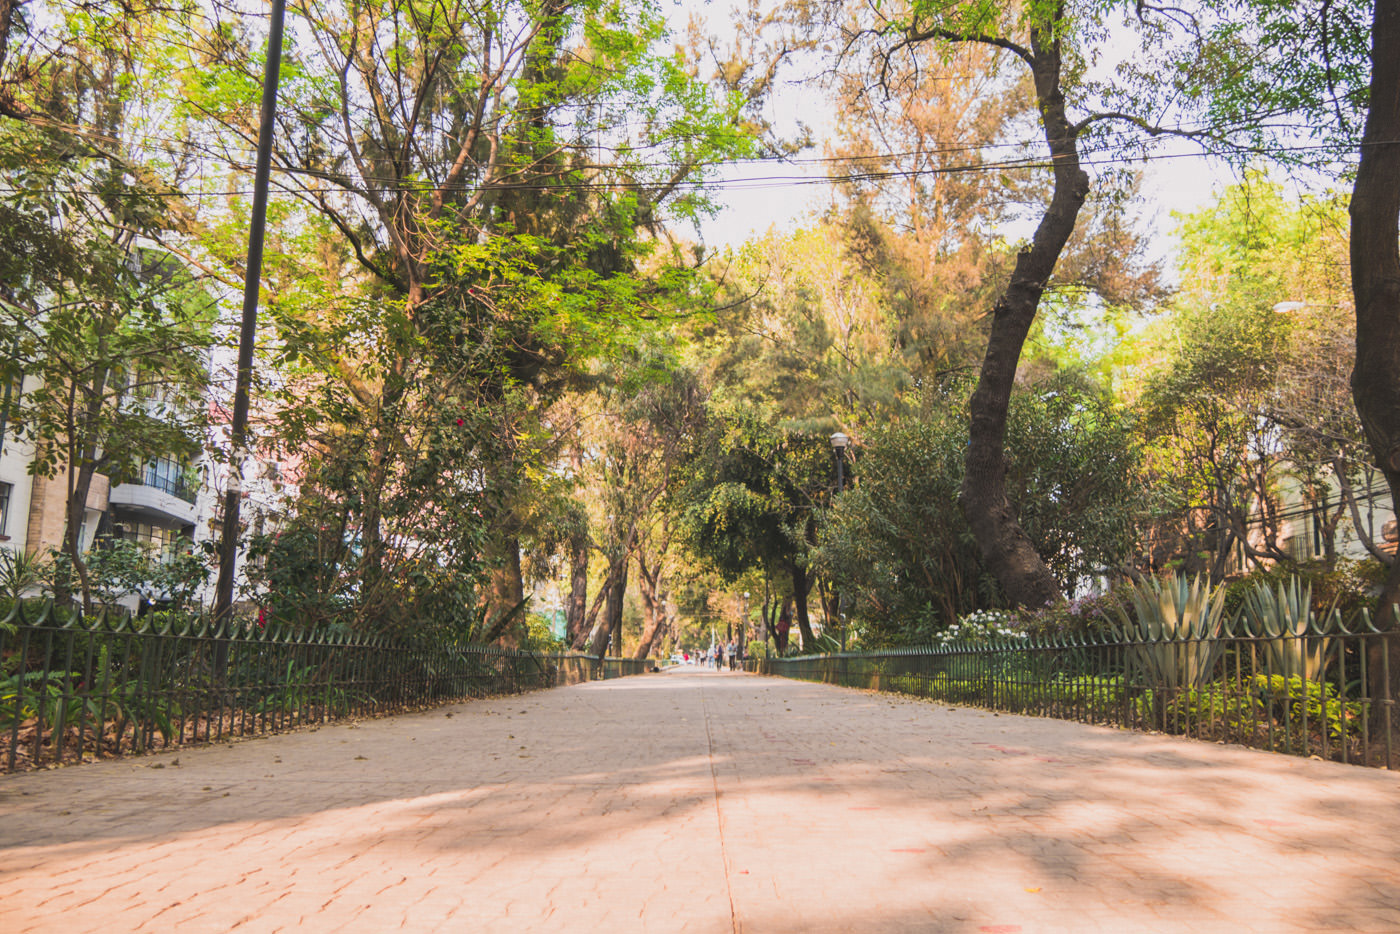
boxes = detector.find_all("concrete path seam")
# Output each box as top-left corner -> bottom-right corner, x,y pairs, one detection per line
700,678 -> 741,934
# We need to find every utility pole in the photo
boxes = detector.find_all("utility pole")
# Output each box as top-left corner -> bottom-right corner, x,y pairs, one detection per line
212,0 -> 288,641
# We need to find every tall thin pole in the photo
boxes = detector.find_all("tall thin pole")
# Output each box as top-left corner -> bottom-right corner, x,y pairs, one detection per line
831,435 -> 848,652
213,0 -> 287,633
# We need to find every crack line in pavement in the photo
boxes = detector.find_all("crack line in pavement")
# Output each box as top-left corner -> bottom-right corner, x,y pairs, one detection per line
700,681 -> 740,934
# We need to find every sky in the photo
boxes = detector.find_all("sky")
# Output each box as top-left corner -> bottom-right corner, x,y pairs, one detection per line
665,0 -> 1235,254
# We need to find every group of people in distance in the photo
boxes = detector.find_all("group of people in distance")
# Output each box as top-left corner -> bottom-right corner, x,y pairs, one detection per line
680,639 -> 743,670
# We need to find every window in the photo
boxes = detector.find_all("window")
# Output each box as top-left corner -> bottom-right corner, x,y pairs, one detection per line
119,520 -> 191,563
0,480 -> 11,538
141,456 -> 196,503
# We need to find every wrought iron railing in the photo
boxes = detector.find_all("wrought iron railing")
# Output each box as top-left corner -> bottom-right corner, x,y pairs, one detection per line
748,620 -> 1399,769
1,601 -> 653,773
141,461 -> 198,504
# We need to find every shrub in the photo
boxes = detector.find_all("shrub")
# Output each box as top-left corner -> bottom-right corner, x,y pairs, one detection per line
1238,576 -> 1337,680
1134,682 -> 1261,737
1016,591 -> 1125,640
1113,573 -> 1228,689
937,609 -> 1028,645
1252,673 -> 1363,743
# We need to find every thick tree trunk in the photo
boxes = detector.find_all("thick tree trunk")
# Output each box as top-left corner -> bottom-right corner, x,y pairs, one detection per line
484,535 -> 526,646
633,553 -> 666,659
571,571 -> 611,650
589,561 -> 628,657
959,27 -> 1084,609
565,537 -> 589,645
1350,0 -> 1400,762
572,547 -> 623,651
790,563 -> 817,650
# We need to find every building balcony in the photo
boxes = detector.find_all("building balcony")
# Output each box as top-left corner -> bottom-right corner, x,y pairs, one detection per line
108,479 -> 198,525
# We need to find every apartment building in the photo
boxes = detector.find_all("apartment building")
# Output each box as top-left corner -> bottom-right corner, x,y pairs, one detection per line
0,361 -> 296,610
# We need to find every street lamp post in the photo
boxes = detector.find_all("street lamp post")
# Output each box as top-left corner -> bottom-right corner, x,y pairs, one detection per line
831,431 -> 848,493
830,432 -> 850,652
740,591 -> 749,664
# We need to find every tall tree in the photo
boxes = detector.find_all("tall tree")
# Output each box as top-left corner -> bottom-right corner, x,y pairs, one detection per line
0,7 -> 214,610
1132,178 -> 1366,577
857,0 -> 1163,607
567,351 -> 702,654
1349,0 -> 1400,738
182,0 -> 756,634
676,404 -> 831,649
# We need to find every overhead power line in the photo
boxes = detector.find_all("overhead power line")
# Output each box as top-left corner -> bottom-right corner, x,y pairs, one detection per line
0,137 -> 1362,202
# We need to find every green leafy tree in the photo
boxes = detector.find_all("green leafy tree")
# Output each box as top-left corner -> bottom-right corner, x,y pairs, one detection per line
815,374 -> 1144,646
178,0 -> 757,635
1344,0 -> 1400,744
676,402 -> 835,649
0,11 -> 215,612
1132,178 -> 1365,577
834,0 -> 1171,608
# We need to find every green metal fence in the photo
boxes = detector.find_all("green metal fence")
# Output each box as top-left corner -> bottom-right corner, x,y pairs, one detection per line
1,601 -> 652,773
748,620 -> 1399,769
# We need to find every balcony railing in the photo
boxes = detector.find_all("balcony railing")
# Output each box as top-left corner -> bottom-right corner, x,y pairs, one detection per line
140,464 -> 197,504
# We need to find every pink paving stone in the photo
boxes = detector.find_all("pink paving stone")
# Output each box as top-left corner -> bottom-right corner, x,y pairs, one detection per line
2,667 -> 1399,933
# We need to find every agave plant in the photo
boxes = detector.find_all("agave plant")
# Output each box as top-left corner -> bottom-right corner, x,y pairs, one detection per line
0,547 -> 45,605
1113,574 -> 1228,690
1240,577 -> 1335,681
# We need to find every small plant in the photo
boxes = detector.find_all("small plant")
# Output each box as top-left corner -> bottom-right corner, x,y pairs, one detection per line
1113,574 -> 1228,690
253,660 -> 363,716
1017,592 -> 1124,640
1252,673 -> 1363,743
1135,682 -> 1261,738
937,609 -> 1028,645
1043,674 -> 1127,714
0,547 -> 46,605
1239,577 -> 1335,681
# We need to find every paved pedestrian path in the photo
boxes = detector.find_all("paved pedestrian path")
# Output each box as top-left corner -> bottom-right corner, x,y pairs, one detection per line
2,668 -> 1399,933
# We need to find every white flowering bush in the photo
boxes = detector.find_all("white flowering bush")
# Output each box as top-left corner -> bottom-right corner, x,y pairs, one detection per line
934,609 -> 1029,645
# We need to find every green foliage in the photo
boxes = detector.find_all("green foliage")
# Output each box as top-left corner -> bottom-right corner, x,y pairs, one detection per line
1237,576 -> 1335,681
1136,674 -> 1363,747
242,520 -> 374,631
1113,574 -> 1229,689
1135,681 -> 1261,737
0,671 -> 84,730
0,88 -> 214,613
1252,673 -> 1363,742
815,374 -> 1145,646
84,540 -> 209,612
1151,0 -> 1373,156
1131,177 -> 1361,576
0,549 -> 46,605
252,661 -> 366,717
675,402 -> 831,582
0,651 -> 180,749
1014,592 -> 1125,640
521,612 -> 568,655
1223,560 -> 1381,626
174,0 -> 761,639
